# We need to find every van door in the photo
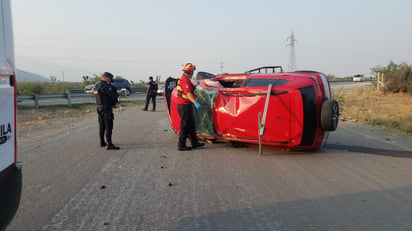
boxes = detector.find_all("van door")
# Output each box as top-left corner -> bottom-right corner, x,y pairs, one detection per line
0,0 -> 16,175
0,0 -> 22,229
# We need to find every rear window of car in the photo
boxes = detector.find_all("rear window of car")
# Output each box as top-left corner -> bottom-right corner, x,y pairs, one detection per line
242,78 -> 289,87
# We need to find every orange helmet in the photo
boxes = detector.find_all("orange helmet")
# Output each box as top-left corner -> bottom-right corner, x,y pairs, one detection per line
182,63 -> 196,74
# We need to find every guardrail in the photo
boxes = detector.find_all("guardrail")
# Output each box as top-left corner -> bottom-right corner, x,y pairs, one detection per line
18,87 -> 146,109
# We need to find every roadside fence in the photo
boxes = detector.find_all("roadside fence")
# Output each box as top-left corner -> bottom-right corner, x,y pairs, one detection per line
377,72 -> 386,93
18,87 -> 146,109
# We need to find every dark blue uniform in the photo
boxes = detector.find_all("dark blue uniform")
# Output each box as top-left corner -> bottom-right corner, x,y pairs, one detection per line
143,81 -> 157,111
94,80 -> 119,148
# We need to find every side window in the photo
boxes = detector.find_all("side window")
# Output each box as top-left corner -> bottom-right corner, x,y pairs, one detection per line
242,78 -> 289,87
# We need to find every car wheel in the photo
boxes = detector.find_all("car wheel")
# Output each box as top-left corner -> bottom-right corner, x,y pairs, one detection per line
321,99 -> 339,131
126,89 -> 131,96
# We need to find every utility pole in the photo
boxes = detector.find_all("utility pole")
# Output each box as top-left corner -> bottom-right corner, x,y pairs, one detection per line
286,31 -> 298,71
50,76 -> 57,84
62,70 -> 65,82
220,62 -> 224,74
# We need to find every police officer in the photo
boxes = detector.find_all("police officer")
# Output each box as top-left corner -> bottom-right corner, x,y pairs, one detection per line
94,72 -> 120,150
176,63 -> 205,151
142,76 -> 158,112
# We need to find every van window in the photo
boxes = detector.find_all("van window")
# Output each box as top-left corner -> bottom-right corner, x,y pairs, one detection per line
0,76 -> 9,85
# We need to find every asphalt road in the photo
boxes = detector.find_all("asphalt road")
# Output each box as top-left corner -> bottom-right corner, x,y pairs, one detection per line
7,95 -> 412,230
330,81 -> 372,92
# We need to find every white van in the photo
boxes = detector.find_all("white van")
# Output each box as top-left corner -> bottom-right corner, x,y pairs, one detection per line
0,0 -> 22,229
353,74 -> 364,82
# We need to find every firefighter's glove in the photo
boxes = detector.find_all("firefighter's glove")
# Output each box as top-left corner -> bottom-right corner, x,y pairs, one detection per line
194,101 -> 202,110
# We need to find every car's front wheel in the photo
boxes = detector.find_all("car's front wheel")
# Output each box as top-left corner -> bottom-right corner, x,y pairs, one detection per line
321,99 -> 339,131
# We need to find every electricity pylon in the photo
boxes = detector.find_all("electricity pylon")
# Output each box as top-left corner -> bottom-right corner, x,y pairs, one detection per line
220,62 -> 224,73
286,31 -> 298,71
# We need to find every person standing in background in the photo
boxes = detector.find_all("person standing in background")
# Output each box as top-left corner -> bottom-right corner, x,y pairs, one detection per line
142,76 -> 158,112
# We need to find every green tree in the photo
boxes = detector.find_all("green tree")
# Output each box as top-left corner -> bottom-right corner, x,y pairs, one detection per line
82,74 -> 101,87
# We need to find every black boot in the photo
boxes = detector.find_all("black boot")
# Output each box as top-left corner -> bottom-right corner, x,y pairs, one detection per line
178,146 -> 192,151
107,143 -> 120,150
100,136 -> 106,147
192,142 -> 205,149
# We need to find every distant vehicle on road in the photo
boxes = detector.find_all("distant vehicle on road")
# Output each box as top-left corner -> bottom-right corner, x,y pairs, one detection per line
112,78 -> 132,96
196,71 -> 216,80
165,66 -> 339,151
353,74 -> 364,82
84,83 -> 97,94
157,84 -> 164,96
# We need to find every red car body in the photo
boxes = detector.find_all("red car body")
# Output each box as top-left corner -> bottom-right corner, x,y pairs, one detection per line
165,67 -> 339,151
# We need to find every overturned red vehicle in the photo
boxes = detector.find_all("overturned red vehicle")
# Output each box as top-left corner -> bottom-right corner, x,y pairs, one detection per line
164,66 -> 339,151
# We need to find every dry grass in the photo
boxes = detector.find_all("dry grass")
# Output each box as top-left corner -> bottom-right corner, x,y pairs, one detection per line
17,103 -> 97,124
17,100 -> 145,124
334,86 -> 412,136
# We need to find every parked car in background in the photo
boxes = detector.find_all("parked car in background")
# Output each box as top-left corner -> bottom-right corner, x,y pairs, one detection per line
112,78 -> 132,96
196,71 -> 216,80
157,84 -> 164,96
84,83 -> 97,94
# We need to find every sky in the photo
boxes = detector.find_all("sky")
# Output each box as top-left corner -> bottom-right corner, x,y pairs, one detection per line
11,0 -> 412,82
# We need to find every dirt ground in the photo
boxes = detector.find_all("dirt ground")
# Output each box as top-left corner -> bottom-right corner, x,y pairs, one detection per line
17,105 -> 97,143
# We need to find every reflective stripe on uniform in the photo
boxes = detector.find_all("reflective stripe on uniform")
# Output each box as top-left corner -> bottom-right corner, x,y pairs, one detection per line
176,79 -> 191,103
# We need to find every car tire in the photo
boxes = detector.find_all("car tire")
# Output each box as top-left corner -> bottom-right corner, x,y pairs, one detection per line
126,89 -> 131,96
321,99 -> 339,131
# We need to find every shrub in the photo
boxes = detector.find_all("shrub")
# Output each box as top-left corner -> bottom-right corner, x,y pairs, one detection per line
82,74 -> 101,87
17,82 -> 83,94
18,82 -> 44,94
371,61 -> 412,93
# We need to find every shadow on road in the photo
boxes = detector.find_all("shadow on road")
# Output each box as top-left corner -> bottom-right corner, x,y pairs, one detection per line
173,186 -> 412,231
325,144 -> 412,158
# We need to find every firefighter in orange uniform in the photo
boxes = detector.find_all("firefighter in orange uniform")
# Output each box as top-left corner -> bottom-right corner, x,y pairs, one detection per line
176,63 -> 205,151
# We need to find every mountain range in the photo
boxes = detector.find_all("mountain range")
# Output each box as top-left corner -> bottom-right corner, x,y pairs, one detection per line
15,56 -> 93,82
16,69 -> 50,82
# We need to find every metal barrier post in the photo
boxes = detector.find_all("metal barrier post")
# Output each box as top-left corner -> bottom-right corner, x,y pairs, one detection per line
66,89 -> 72,107
34,94 -> 39,109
